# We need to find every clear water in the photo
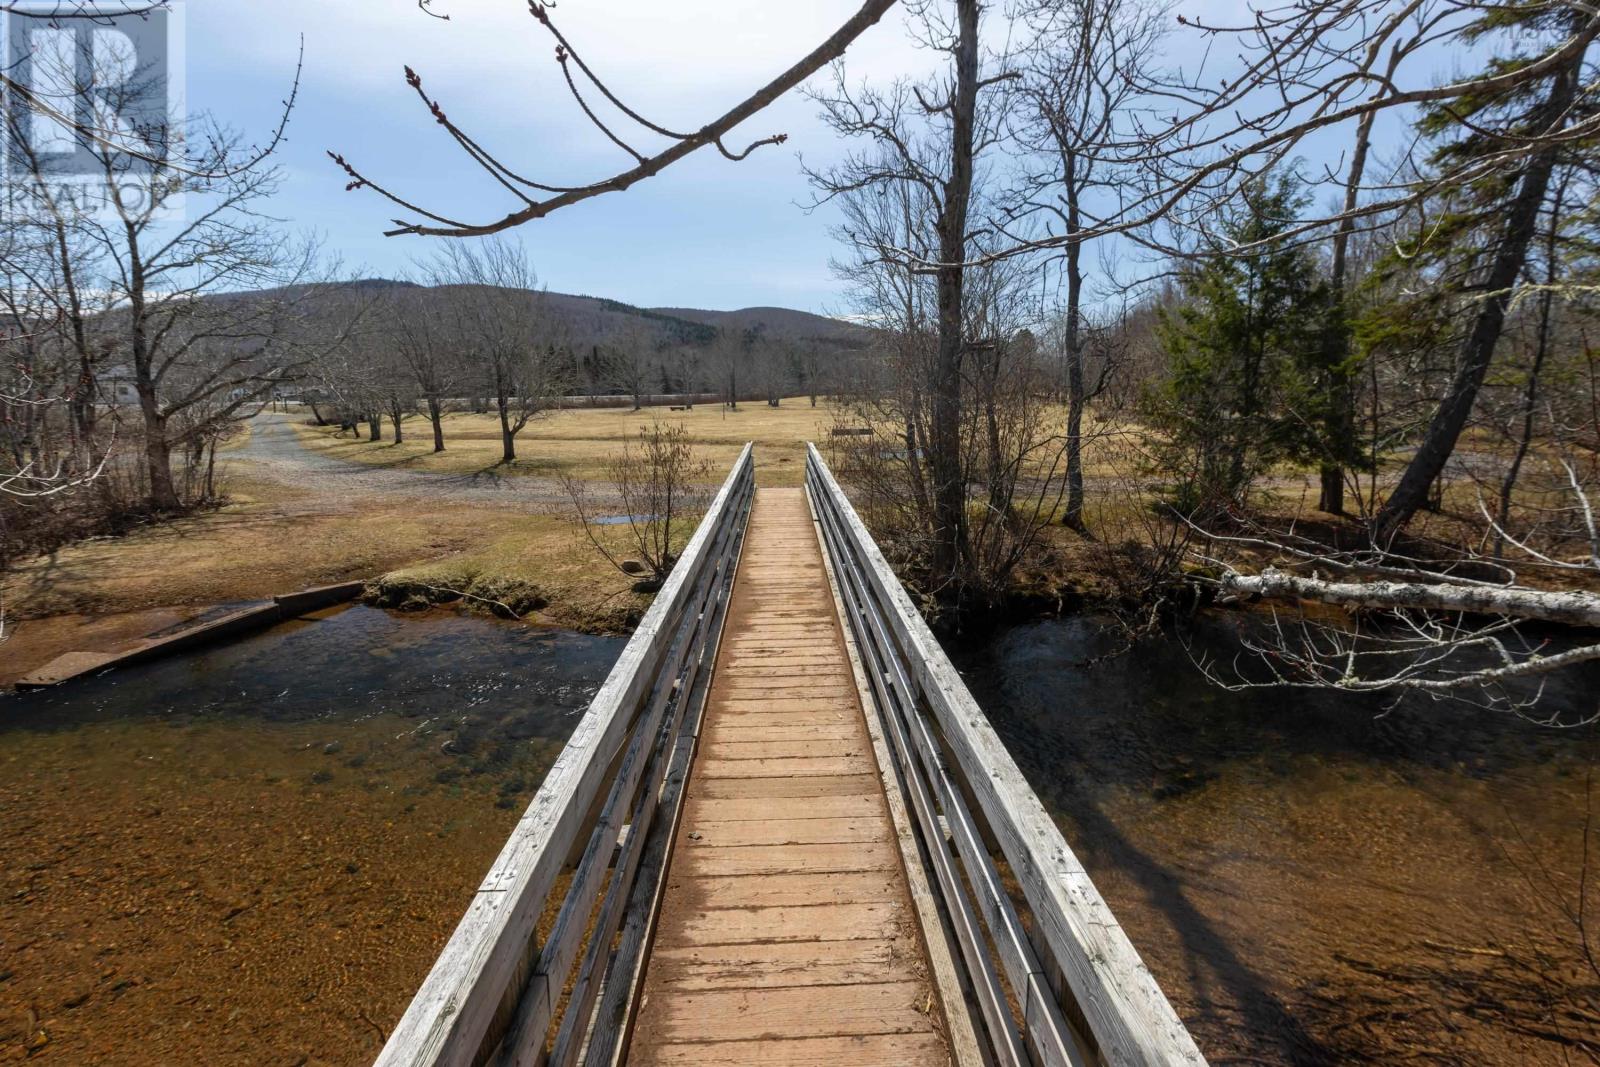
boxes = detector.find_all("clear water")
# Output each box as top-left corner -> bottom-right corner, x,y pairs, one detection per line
954,612 -> 1600,1064
10,599 -> 1599,1064
588,514 -> 657,526
0,606 -> 623,1066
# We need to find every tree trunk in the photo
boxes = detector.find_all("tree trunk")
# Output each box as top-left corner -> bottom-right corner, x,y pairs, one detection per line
498,396 -> 516,463
428,397 -> 445,452
927,0 -> 980,588
1496,289 -> 1555,560
1318,464 -> 1345,516
1374,33 -> 1590,540
368,413 -> 382,441
49,208 -> 97,474
1062,185 -> 1087,532
127,258 -> 179,511
1319,37 -> 1398,516
982,350 -> 1009,520
142,407 -> 179,510
1226,272 -> 1263,500
71,354 -> 97,473
391,411 -> 404,444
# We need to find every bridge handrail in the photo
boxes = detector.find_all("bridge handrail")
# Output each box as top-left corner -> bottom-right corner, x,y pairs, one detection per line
377,444 -> 755,1067
805,443 -> 1205,1067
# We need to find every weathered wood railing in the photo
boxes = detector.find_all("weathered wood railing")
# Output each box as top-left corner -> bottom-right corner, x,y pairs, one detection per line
376,444 -> 754,1067
805,443 -> 1206,1067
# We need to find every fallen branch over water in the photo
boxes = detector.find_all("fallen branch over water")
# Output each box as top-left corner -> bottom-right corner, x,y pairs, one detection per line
1222,569 -> 1600,628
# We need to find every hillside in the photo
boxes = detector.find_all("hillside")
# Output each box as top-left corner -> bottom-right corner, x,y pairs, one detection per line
207,279 -> 869,351
646,304 -> 865,344
263,279 -> 871,353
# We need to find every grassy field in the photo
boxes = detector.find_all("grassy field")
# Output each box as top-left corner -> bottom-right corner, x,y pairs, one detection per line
4,401 -> 844,681
12,394 -> 1591,684
292,401 -> 838,486
4,469 -> 644,616
0,470 -> 659,684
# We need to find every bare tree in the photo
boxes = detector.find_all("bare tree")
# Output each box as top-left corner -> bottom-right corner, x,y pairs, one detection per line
432,238 -> 568,462
562,420 -> 712,589
708,326 -> 753,411
828,155 -> 938,526
605,322 -> 655,411
16,30 -> 328,511
0,123 -> 118,475
1012,0 -> 1166,531
388,285 -> 460,454
809,0 -> 1005,595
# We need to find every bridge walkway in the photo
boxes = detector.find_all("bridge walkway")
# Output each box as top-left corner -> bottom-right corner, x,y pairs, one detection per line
625,488 -> 951,1066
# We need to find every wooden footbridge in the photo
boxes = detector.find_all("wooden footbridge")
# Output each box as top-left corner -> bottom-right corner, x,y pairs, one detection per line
377,447 -> 1204,1067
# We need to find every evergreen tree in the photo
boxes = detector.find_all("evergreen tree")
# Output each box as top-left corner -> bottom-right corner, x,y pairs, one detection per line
1147,174 -> 1333,514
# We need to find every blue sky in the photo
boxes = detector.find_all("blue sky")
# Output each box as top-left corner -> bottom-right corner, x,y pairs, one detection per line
182,0 -> 939,315
173,1 -> 1451,316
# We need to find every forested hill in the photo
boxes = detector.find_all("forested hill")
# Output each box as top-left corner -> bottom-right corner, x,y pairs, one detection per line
246,278 -> 870,353
646,305 -> 866,345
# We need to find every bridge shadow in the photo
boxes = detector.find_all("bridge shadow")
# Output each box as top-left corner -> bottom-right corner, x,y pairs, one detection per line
1055,779 -> 1343,1066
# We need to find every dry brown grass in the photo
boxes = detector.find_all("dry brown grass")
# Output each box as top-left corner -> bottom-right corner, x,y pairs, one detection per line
291,400 -> 837,487
11,394 -> 1594,687
0,467 -> 661,682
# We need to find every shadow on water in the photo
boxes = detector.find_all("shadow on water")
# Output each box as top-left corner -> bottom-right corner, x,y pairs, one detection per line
0,605 -> 623,1065
952,611 -> 1600,1064
1054,774 -> 1339,1064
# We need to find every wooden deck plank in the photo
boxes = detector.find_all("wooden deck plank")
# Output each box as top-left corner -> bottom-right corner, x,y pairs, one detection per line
697,755 -> 876,779
713,700 -> 859,716
626,488 -> 949,1065
645,937 -> 926,991
701,738 -> 865,761
632,982 -> 935,1043
703,722 -> 862,743
682,840 -> 902,878
666,870 -> 908,909
654,901 -> 910,947
688,792 -> 882,822
631,1033 -> 950,1066
689,773 -> 880,799
678,815 -> 884,847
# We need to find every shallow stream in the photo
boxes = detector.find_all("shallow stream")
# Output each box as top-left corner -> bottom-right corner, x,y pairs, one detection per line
0,605 -> 622,1065
6,600 -> 1599,1064
953,612 -> 1600,1064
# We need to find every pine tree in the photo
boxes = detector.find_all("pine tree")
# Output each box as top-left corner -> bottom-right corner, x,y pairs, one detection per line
1147,174 -> 1333,515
